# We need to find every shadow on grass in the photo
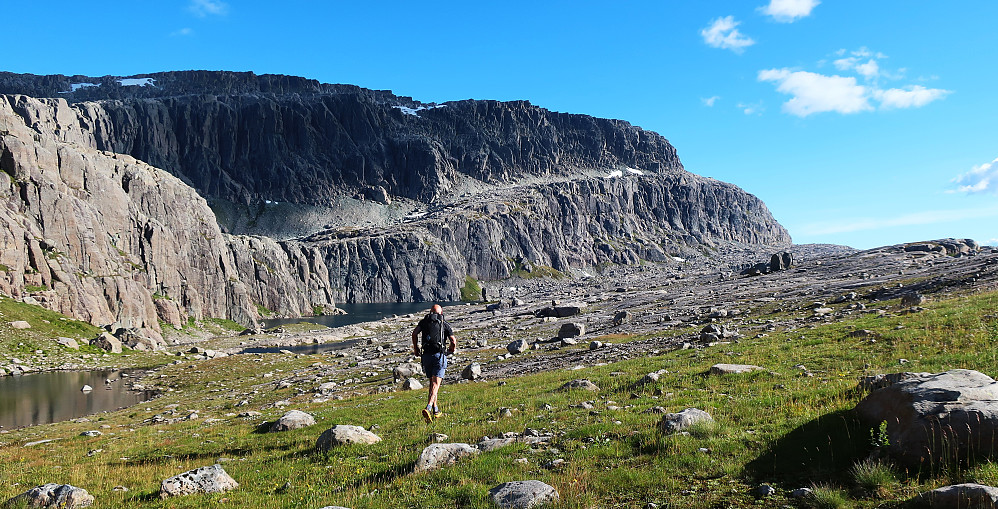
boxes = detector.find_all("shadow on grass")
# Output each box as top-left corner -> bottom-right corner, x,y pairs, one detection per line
746,409 -> 871,484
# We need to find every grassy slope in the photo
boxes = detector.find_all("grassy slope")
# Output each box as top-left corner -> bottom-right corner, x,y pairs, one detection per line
0,291 -> 996,508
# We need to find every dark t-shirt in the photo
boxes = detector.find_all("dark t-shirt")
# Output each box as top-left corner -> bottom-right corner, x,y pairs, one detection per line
416,313 -> 453,354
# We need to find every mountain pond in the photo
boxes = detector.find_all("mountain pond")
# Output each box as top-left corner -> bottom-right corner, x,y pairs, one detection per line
0,369 -> 155,430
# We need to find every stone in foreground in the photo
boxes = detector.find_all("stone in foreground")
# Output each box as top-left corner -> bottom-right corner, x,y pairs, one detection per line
413,443 -> 480,473
709,364 -> 763,375
908,483 -> 998,508
4,483 -> 93,508
315,425 -> 382,450
402,377 -> 423,390
160,464 -> 238,498
659,408 -> 713,434
269,410 -> 316,432
489,480 -> 560,508
855,369 -> 998,467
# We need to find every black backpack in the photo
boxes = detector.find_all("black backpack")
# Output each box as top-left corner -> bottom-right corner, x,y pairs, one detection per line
422,313 -> 448,354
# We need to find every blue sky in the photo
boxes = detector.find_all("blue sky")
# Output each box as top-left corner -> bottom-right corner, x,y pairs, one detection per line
3,0 -> 996,248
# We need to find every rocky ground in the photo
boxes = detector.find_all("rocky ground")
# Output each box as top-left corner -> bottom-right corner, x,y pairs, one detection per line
158,238 -> 996,400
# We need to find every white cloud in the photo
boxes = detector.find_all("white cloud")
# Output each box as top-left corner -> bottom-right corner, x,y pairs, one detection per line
170,27 -> 194,37
700,16 -> 755,53
986,238 -> 998,246
758,68 -> 871,116
759,49 -> 951,116
759,0 -> 820,22
737,101 -> 764,115
801,204 -> 998,235
951,157 -> 998,194
875,85 -> 951,109
189,0 -> 228,17
702,96 -> 720,107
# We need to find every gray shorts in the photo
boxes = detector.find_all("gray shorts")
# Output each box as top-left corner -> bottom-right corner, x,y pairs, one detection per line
421,352 -> 447,379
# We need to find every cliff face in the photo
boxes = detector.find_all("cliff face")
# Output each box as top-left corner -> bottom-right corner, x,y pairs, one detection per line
0,71 -> 792,334
0,95 -> 334,337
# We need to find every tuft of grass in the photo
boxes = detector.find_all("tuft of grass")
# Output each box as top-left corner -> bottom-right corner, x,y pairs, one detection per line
850,458 -> 898,497
806,484 -> 852,509
460,275 -> 482,302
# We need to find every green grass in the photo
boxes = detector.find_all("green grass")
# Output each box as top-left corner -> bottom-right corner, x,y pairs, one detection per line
461,275 -> 482,302
0,290 -> 996,507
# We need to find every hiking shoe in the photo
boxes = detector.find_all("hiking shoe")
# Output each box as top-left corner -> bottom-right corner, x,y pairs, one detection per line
421,408 -> 433,423
433,411 -> 443,419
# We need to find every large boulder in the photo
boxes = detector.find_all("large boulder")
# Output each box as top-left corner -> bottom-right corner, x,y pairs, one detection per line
413,443 -> 480,473
4,483 -> 94,508
461,362 -> 483,380
91,332 -> 122,354
488,480 -> 560,508
908,483 -> 998,508
855,369 -> 998,467
557,323 -> 585,339
770,251 -> 793,272
658,408 -> 713,433
507,339 -> 530,355
159,464 -> 238,498
315,425 -> 382,450
269,410 -> 316,432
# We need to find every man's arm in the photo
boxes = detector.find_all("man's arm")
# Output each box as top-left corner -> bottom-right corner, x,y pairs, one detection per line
411,326 -> 421,356
448,335 -> 457,354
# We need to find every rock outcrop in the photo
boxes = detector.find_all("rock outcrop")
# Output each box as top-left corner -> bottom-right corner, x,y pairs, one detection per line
4,483 -> 94,508
0,71 -> 793,330
159,464 -> 238,498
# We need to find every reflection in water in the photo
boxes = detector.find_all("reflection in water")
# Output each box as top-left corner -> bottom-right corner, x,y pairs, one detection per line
0,370 -> 155,429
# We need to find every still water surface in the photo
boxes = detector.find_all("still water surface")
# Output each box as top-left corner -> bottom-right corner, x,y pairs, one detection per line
0,370 -> 155,429
260,301 -> 464,329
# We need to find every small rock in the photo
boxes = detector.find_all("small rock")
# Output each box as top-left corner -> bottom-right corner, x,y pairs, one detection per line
709,364 -> 763,375
560,379 -> 599,392
5,483 -> 93,508
658,408 -> 713,433
588,341 -> 603,350
461,363 -> 483,380
557,323 -> 585,339
901,293 -> 926,307
910,483 -> 998,508
791,488 -> 813,498
81,385 -> 93,392
402,378 -> 423,390
315,425 -> 382,450
79,431 -> 102,437
429,433 -> 449,443
413,443 -> 480,473
756,484 -> 776,497
56,337 -> 80,349
269,410 -> 316,432
612,310 -> 632,326
10,320 -> 31,329
159,464 -> 238,498
507,339 -> 530,355
488,480 -> 560,508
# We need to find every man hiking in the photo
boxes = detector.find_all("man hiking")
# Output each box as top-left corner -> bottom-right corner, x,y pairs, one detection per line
411,304 -> 457,422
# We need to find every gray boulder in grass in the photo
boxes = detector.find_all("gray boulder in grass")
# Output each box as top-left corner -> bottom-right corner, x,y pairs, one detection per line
269,410 -> 316,432
159,464 -> 238,498
315,425 -> 382,450
658,408 -> 713,433
855,369 -> 998,467
4,483 -> 94,508
488,480 -> 560,508
413,443 -> 480,473
908,483 -> 998,508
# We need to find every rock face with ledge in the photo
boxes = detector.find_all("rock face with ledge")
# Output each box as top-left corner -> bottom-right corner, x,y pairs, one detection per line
0,71 -> 791,331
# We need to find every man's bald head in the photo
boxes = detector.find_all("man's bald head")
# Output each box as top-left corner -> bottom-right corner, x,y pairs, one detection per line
431,304 -> 443,314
